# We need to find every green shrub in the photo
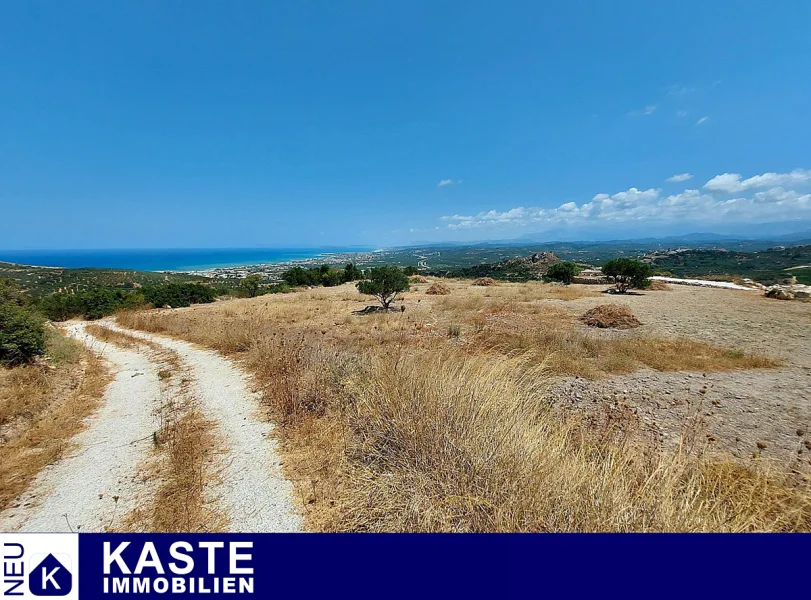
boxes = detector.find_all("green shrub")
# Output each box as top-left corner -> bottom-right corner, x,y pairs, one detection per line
601,258 -> 652,293
0,278 -> 27,306
0,302 -> 46,366
343,263 -> 362,282
282,266 -> 321,287
546,262 -> 581,285
141,283 -> 216,308
37,293 -> 84,321
283,264 -> 360,288
266,283 -> 292,294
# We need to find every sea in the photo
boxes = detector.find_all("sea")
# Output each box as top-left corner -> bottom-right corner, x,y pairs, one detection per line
0,248 -> 372,272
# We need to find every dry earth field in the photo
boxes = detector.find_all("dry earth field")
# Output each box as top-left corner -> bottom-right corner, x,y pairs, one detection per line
115,279 -> 811,532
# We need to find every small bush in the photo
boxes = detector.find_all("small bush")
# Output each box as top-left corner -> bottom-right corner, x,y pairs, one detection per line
426,282 -> 451,295
0,303 -> 46,366
473,277 -> 498,286
580,305 -> 642,329
409,275 -> 428,283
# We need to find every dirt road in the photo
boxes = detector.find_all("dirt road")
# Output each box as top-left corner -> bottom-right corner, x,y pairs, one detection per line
0,321 -> 302,533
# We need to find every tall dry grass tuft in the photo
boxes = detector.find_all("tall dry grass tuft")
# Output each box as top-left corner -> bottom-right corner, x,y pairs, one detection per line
336,350 -> 809,532
0,329 -> 109,510
477,323 -> 781,378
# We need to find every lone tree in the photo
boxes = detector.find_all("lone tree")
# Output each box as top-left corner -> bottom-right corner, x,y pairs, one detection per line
241,274 -> 263,298
546,261 -> 580,285
356,266 -> 410,310
601,258 -> 652,293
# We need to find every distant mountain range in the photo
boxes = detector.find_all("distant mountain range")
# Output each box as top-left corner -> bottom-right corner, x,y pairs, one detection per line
409,225 -> 811,249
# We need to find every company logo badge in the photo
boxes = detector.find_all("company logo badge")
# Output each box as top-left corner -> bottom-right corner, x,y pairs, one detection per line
1,534 -> 78,600
28,554 -> 72,597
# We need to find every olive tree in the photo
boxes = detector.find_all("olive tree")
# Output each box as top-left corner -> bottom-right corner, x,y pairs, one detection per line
241,274 -> 263,298
356,266 -> 410,310
601,258 -> 652,293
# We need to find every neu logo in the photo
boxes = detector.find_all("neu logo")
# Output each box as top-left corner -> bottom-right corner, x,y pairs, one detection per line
29,554 -> 72,597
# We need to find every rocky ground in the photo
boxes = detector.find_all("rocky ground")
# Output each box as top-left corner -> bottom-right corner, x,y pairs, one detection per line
546,285 -> 811,473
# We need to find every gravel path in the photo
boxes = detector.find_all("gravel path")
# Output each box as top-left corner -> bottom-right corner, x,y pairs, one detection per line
0,322 -> 160,532
100,321 -> 302,532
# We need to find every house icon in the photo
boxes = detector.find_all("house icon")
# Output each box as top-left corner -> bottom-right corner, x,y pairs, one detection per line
29,553 -> 72,596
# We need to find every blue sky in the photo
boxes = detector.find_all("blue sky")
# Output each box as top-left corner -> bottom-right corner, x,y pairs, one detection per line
2,1 -> 810,249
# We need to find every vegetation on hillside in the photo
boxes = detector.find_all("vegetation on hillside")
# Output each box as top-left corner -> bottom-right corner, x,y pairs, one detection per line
648,245 -> 811,285
36,283 -> 217,321
282,263 -> 362,288
0,261 -> 210,297
428,252 -> 562,281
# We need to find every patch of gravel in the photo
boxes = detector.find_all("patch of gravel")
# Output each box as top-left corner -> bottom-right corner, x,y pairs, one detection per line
0,322 -> 161,532
102,321 -> 302,532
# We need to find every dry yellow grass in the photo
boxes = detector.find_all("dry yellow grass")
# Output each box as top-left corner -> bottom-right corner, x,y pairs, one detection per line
116,282 -> 805,532
86,324 -> 222,532
336,351 -> 808,531
0,328 -> 109,511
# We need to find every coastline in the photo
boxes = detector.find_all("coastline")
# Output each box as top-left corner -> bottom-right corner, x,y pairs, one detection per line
0,247 -> 377,273
168,249 -> 387,279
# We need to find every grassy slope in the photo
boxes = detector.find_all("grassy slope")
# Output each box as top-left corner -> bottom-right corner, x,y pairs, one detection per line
117,281 -> 810,532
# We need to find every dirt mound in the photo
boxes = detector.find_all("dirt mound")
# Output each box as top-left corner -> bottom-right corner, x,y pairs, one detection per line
426,282 -> 451,295
473,277 -> 498,286
648,280 -> 671,291
409,275 -> 428,283
580,305 -> 642,329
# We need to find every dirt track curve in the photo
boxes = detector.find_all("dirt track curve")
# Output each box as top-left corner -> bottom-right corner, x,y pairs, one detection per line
0,321 -> 302,533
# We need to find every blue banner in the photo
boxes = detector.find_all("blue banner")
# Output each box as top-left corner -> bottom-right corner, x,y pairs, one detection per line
3,532 -> 808,599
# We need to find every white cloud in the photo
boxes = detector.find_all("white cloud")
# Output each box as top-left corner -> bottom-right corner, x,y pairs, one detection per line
696,116 -> 709,125
666,84 -> 695,97
676,110 -> 687,118
666,173 -> 693,183
704,169 -> 811,194
437,179 -> 454,187
629,105 -> 657,116
439,168 -> 811,231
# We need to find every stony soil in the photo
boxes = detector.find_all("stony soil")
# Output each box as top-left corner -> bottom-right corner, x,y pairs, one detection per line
546,285 -> 811,472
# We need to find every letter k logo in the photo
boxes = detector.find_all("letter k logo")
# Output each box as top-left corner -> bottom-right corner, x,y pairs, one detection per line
29,554 -> 72,596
